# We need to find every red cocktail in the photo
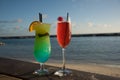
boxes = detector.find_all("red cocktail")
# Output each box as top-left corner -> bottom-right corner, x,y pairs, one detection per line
57,22 -> 71,48
55,13 -> 72,76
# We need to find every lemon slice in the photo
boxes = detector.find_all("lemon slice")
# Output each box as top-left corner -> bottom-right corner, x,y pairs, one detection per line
29,21 -> 41,32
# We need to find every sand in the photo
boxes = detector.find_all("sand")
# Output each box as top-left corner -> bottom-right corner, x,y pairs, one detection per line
46,62 -> 120,78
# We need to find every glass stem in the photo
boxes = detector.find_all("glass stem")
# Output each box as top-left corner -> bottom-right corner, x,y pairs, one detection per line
40,63 -> 44,70
62,48 -> 65,70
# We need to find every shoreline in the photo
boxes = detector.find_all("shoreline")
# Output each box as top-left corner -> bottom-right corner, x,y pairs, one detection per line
0,32 -> 120,39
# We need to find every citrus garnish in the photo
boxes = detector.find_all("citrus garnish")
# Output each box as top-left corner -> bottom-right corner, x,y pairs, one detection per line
29,21 -> 41,32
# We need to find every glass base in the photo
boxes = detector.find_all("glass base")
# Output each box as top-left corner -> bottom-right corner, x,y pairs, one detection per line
33,69 -> 49,76
54,69 -> 72,77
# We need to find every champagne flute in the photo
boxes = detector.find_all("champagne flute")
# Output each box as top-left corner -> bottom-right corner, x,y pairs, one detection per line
29,13 -> 51,75
54,13 -> 72,76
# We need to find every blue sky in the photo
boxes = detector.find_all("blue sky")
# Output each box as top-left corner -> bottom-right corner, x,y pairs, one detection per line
0,0 -> 120,36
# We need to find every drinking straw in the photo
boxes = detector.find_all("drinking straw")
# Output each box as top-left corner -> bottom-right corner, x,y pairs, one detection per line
66,12 -> 69,21
39,13 -> 42,22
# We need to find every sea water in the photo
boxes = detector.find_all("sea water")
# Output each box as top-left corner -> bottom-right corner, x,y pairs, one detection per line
0,36 -> 120,67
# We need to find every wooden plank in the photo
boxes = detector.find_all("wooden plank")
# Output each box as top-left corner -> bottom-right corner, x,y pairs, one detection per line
0,57 -> 120,80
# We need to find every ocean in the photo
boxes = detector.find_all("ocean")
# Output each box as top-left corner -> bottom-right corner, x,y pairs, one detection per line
0,36 -> 120,68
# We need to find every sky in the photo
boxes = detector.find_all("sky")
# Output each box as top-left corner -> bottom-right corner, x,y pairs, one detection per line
0,0 -> 120,36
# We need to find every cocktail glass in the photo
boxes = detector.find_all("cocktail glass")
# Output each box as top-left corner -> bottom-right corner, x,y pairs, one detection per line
54,13 -> 72,76
29,14 -> 51,75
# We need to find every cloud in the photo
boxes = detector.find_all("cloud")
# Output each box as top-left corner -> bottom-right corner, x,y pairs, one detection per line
88,22 -> 94,27
0,19 -> 22,23
72,22 -> 77,27
87,22 -> 112,28
17,19 -> 22,23
50,22 -> 57,35
14,26 -> 20,30
95,23 -> 112,27
103,24 -> 111,27
42,14 -> 48,19
72,22 -> 81,28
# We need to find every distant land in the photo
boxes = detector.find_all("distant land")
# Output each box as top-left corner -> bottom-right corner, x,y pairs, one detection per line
0,32 -> 120,39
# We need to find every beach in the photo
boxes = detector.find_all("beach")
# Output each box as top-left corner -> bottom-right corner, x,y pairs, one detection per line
46,62 -> 120,78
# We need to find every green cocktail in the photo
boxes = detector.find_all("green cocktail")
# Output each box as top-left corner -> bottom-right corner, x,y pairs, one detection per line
34,23 -> 51,63
29,20 -> 51,75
